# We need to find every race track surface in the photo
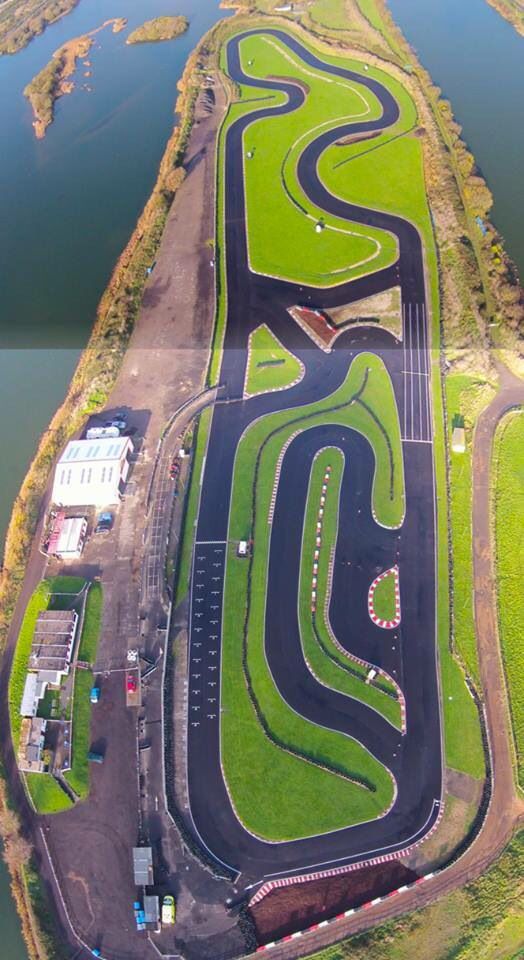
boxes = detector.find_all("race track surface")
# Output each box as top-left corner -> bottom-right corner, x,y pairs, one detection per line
184,29 -> 442,891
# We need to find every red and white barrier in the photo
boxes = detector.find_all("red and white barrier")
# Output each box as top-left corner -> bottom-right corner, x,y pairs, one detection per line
368,565 -> 401,629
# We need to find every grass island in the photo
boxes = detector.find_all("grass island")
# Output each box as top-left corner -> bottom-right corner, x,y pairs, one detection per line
126,16 -> 189,45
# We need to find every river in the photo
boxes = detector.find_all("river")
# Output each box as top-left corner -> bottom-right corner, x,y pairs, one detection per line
0,0 -> 522,952
0,0 -> 230,954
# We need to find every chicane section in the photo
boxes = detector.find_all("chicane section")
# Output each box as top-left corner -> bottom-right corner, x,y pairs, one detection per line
185,28 -> 442,891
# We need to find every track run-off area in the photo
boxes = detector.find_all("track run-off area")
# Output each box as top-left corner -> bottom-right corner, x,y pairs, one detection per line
185,27 -> 443,894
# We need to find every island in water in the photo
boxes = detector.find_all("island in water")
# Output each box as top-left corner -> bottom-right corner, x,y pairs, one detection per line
126,15 -> 189,45
0,0 -> 79,57
23,18 -> 127,138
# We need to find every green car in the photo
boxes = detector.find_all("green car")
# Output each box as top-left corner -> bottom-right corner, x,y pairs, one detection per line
161,895 -> 176,925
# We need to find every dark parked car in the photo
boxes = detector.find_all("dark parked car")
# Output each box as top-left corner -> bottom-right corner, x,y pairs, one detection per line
95,511 -> 114,534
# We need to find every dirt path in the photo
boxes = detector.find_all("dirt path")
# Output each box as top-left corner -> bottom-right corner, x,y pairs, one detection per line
246,362 -> 524,959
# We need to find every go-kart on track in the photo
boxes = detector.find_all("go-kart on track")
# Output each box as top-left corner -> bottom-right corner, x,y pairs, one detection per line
185,29 -> 442,895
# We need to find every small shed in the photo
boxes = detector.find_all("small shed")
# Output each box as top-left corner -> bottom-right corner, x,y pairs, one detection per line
143,895 -> 160,924
20,673 -> 40,717
55,517 -> 88,559
132,847 -> 153,887
451,426 -> 466,453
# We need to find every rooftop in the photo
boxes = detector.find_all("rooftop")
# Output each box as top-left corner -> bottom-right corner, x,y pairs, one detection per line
58,437 -> 131,466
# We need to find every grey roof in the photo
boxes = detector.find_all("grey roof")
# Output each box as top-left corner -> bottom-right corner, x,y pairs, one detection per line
143,895 -> 159,923
132,847 -> 153,886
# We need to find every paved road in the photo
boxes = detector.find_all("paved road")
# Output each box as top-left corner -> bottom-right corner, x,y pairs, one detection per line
185,29 -> 442,891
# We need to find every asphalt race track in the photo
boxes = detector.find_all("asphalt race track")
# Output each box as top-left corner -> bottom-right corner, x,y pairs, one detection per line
184,29 -> 442,892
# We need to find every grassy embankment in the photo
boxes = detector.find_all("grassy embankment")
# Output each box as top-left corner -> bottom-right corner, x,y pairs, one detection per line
306,828 -> 524,960
309,0 -> 351,30
215,20 -> 485,780
221,353 -> 402,839
0,0 -> 78,55
299,447 -> 402,728
445,375 -> 496,686
245,324 -> 303,395
484,0 -> 524,35
236,33 -> 398,287
126,16 -> 189,45
371,570 -> 396,621
493,410 -> 524,790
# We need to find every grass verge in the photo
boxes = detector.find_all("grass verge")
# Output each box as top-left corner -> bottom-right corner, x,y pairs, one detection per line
493,409 -> 524,789
77,581 -> 103,662
64,670 -> 94,798
445,374 -> 496,685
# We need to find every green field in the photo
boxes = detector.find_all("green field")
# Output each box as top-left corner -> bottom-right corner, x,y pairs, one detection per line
232,32 -> 398,287
25,773 -> 72,815
306,829 -> 524,960
309,0 -> 351,29
245,324 -> 303,395
371,570 -> 396,621
299,447 -> 401,726
493,409 -> 524,789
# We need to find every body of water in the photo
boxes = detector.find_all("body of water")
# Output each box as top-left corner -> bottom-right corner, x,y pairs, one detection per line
0,0 -> 229,954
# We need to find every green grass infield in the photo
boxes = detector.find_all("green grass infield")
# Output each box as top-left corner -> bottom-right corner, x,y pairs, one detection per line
245,323 -> 303,395
371,570 -> 396,621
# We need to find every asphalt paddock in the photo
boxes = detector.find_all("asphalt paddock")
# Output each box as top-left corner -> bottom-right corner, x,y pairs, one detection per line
185,28 -> 442,892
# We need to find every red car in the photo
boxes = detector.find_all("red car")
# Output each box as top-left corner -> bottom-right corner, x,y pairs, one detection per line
127,676 -> 137,693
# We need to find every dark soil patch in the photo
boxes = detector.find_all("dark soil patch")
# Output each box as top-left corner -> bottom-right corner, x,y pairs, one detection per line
249,860 -> 419,943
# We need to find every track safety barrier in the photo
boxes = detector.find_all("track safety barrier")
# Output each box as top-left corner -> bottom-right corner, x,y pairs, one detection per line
253,872 -> 436,951
368,565 -> 401,629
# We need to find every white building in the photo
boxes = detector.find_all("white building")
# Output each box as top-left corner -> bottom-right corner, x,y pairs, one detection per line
52,437 -> 134,507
